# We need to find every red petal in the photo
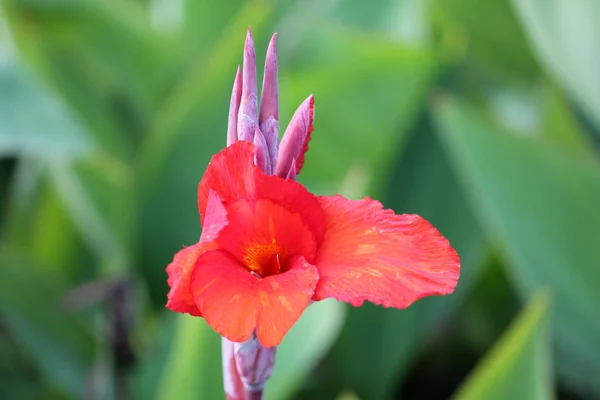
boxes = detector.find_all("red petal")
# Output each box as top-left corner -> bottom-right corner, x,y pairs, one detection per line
166,243 -> 205,316
256,173 -> 325,244
191,250 -> 258,342
200,189 -> 229,244
313,195 -> 460,308
192,250 -> 318,347
166,190 -> 228,316
256,255 -> 318,347
197,142 -> 325,244
191,251 -> 318,347
217,198 -> 318,275
197,141 -> 258,223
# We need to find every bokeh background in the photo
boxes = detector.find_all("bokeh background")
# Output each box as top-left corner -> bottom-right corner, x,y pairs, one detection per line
1,0 -> 599,399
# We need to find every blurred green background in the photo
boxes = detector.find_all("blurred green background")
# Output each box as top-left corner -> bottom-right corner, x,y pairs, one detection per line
1,0 -> 599,399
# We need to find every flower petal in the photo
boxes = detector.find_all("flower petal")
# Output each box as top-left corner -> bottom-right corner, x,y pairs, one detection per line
191,251 -> 319,347
255,255 -> 318,347
166,242 -> 205,316
192,250 -> 258,342
166,190 -> 228,316
198,142 -> 324,244
217,198 -> 318,274
313,195 -> 460,308
197,141 -> 258,223
256,173 -> 325,244
200,189 -> 229,244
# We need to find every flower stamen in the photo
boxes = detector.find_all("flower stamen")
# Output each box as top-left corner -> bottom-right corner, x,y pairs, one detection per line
243,240 -> 284,277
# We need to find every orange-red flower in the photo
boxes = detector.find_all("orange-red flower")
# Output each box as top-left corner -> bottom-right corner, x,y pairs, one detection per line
166,139 -> 460,348
166,30 -> 459,354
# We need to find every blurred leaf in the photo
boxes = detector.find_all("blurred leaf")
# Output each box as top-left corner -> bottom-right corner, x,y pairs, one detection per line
139,2 -> 270,175
0,58 -> 92,158
435,97 -> 600,396
511,0 -> 600,132
540,85 -> 595,156
0,251 -> 95,398
27,180 -> 94,279
282,27 -> 440,194
3,0 -> 170,161
431,0 -> 539,80
329,0 -> 396,31
1,158 -> 96,282
2,158 -> 44,241
48,156 -> 133,276
454,291 -> 553,400
183,0 -> 252,50
150,314 -> 222,400
267,299 -> 346,400
328,111 -> 487,399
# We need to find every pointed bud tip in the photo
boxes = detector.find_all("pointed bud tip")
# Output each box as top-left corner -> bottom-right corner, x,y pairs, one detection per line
245,27 -> 254,44
301,95 -> 315,122
307,94 -> 315,120
269,33 -> 278,46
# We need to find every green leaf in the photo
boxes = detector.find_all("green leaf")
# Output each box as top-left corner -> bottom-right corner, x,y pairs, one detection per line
150,314 -> 223,400
139,2 -> 271,176
281,26 -> 440,194
511,0 -> 600,132
0,251 -> 95,398
0,50 -> 91,158
435,97 -> 600,396
3,0 -> 169,161
183,0 -> 245,49
454,291 -> 553,400
540,85 -> 595,156
267,299 -> 346,400
328,112 -> 487,399
48,155 -> 133,276
430,0 -> 539,79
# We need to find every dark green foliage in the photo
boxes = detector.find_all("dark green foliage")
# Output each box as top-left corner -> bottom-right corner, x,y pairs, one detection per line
0,0 -> 597,398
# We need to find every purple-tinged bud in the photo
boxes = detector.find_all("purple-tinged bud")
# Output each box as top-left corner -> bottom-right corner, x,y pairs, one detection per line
222,338 -> 245,400
227,66 -> 242,146
286,158 -> 297,181
260,116 -> 279,171
238,114 -> 257,142
233,333 -> 276,394
253,127 -> 272,174
275,95 -> 314,178
238,28 -> 259,143
259,34 -> 280,165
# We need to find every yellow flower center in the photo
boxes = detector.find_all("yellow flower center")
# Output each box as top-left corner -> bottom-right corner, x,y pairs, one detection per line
242,239 -> 284,278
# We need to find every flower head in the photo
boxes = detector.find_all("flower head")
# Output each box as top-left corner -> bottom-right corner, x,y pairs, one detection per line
166,30 -> 460,349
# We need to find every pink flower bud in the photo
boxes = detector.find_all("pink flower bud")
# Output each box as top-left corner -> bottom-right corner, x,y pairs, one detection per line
237,29 -> 259,143
227,66 -> 242,146
253,127 -> 272,174
275,95 -> 314,178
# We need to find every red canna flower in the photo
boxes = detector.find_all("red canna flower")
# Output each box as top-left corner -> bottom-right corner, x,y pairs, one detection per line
166,28 -> 460,398
168,139 -> 460,347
